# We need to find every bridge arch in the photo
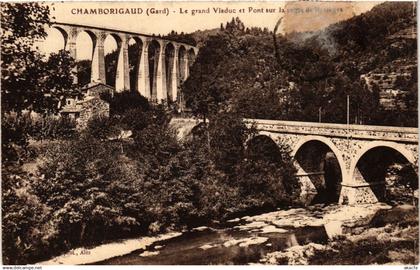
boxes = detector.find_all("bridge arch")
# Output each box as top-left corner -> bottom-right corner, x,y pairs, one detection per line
350,141 -> 417,175
292,136 -> 346,175
127,36 -> 143,91
165,42 -> 175,101
245,134 -> 302,197
75,30 -> 96,84
147,39 -> 161,100
292,136 -> 346,204
246,135 -> 282,163
47,23 -> 198,100
103,33 -> 122,87
187,48 -> 196,68
349,141 -> 418,202
51,26 -> 68,48
77,29 -> 97,53
178,45 -> 187,81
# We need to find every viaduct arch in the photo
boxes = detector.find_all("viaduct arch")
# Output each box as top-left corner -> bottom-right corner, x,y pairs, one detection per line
50,22 -> 199,103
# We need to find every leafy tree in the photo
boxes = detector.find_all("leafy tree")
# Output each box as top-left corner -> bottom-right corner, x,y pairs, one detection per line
34,133 -> 141,244
101,91 -> 150,115
2,4 -> 40,111
2,166 -> 55,264
1,114 -> 31,163
182,19 -> 287,121
37,50 -> 79,114
208,112 -> 255,174
1,3 -> 78,115
181,34 -> 230,121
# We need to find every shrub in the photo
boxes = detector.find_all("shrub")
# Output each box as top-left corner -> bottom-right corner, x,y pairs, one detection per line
1,114 -> 31,163
101,91 -> 150,115
30,115 -> 77,140
83,115 -> 119,140
2,166 -> 55,264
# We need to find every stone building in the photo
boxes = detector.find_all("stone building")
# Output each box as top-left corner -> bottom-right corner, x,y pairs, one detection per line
60,82 -> 113,129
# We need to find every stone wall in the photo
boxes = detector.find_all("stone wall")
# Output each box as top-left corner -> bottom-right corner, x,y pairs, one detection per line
76,96 -> 110,130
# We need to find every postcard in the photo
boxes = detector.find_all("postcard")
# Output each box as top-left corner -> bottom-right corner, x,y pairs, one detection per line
1,1 -> 418,266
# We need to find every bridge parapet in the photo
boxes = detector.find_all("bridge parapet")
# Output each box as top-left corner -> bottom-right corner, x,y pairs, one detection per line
244,119 -> 418,143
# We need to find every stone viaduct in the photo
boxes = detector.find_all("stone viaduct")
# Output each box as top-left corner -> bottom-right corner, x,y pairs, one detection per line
50,22 -> 199,103
171,118 -> 418,205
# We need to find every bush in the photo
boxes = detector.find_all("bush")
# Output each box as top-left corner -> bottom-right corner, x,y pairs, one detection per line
33,133 -> 148,246
2,166 -> 55,264
30,115 -> 77,140
101,91 -> 150,115
83,115 -> 119,140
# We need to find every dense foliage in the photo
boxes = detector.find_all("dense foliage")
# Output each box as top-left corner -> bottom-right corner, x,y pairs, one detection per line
164,30 -> 197,46
3,102 -> 300,264
1,3 -> 78,115
2,2 -> 417,266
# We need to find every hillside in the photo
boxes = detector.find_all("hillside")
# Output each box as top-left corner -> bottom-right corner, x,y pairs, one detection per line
189,28 -> 220,47
182,2 -> 417,126
286,2 -> 417,112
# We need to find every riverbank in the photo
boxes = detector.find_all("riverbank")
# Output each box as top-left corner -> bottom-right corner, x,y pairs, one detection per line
37,232 -> 181,265
36,203 -> 417,265
261,204 -> 419,265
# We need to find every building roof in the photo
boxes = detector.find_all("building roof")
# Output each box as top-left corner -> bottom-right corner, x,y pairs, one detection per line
80,82 -> 115,91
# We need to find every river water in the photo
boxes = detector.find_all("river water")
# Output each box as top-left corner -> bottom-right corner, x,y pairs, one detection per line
96,205 -> 336,265
39,202 -> 415,265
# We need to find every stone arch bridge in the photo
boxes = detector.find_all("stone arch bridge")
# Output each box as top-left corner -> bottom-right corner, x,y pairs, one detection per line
171,118 -> 418,205
50,22 -> 198,103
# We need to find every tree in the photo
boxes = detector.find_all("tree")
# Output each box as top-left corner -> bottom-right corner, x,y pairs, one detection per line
182,19 -> 287,121
1,3 -> 77,115
1,3 -> 49,113
208,112 -> 255,173
181,32 -> 231,121
2,167 -> 54,264
37,50 -> 80,114
101,91 -> 150,115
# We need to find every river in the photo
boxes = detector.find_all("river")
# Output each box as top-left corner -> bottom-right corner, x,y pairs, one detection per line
96,204 -> 337,265
39,202 -> 417,265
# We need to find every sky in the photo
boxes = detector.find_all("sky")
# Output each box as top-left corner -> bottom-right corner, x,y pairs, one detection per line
37,1 -> 383,59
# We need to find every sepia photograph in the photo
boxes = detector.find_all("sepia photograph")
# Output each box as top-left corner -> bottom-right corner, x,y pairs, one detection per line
1,0 -> 418,266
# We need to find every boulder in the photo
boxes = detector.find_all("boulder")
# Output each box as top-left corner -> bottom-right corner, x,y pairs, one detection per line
370,204 -> 418,227
323,203 -> 392,239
